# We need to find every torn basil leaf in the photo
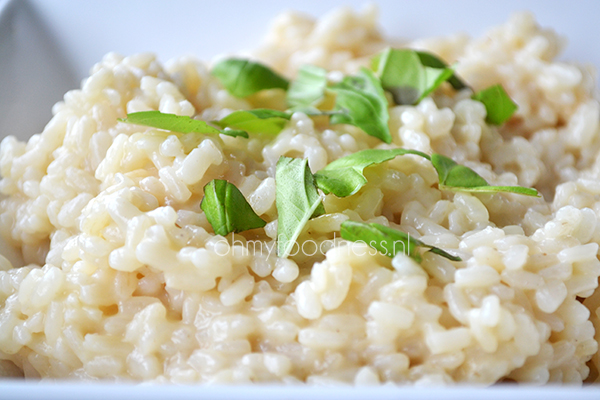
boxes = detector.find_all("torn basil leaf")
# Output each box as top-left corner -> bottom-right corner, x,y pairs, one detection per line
431,153 -> 540,197
287,65 -> 329,108
119,111 -> 248,138
211,58 -> 289,98
432,153 -> 488,188
314,148 -> 430,197
372,48 -> 455,105
340,220 -> 461,262
329,67 -> 392,144
201,179 -> 266,236
214,109 -> 291,135
415,51 -> 467,90
276,157 -> 325,258
472,84 -> 518,125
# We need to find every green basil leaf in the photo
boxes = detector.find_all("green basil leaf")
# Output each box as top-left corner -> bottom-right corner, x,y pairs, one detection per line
200,179 -> 266,236
373,48 -> 455,105
119,111 -> 248,138
432,153 -> 488,188
421,68 -> 455,102
329,67 -> 392,144
431,153 -> 540,197
314,148 -> 430,197
425,246 -> 463,262
340,220 -> 461,262
287,65 -> 329,108
276,157 -> 325,258
329,112 -> 354,125
214,109 -> 291,135
448,185 -> 540,196
211,58 -> 289,98
415,51 -> 467,90
341,220 -> 420,260
472,84 -> 518,125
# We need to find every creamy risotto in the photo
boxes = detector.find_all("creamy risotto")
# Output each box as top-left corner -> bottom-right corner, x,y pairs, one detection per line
1,6 -> 600,385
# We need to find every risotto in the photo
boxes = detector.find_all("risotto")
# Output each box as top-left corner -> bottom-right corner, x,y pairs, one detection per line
1,5 -> 600,385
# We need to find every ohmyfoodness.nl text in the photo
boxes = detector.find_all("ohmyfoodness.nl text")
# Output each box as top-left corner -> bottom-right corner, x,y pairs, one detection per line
213,233 -> 411,258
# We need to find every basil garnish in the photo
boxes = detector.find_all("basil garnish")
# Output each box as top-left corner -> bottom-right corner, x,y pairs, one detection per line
211,58 -> 289,98
276,157 -> 325,258
314,148 -> 429,197
120,111 -> 248,138
341,220 -> 461,262
329,67 -> 392,143
287,65 -> 329,108
200,179 -> 266,236
472,84 -> 518,125
431,153 -> 539,196
214,109 -> 291,135
415,51 -> 467,90
372,48 -> 455,105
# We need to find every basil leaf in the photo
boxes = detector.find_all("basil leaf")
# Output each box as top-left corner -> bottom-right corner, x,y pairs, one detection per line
372,48 -> 455,105
472,84 -> 518,125
200,179 -> 266,236
431,153 -> 540,197
287,65 -> 328,108
432,153 -> 488,188
276,157 -> 325,258
211,58 -> 289,98
341,220 -> 420,260
119,111 -> 248,138
425,246 -> 462,261
329,67 -> 392,144
314,148 -> 430,197
415,51 -> 467,90
340,220 -> 461,262
447,185 -> 540,196
214,109 -> 291,135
